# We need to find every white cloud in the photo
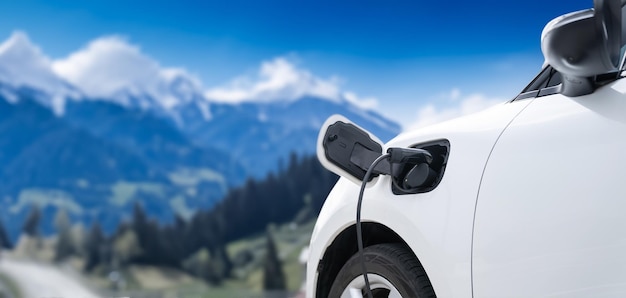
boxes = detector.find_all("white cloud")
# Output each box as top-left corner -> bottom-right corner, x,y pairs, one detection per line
343,91 -> 378,110
449,88 -> 461,100
52,36 -> 202,109
204,57 -> 378,109
205,57 -> 341,102
407,90 -> 503,130
53,36 -> 158,98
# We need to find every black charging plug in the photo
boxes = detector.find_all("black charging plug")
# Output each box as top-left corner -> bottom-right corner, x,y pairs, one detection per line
387,147 -> 433,165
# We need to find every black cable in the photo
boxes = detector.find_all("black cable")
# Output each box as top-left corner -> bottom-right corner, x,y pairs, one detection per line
356,153 -> 390,298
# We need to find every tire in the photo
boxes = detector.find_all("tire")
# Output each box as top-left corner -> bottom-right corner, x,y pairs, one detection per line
328,243 -> 436,298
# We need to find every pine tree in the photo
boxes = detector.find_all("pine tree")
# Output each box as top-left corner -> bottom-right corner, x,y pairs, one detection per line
263,228 -> 286,291
84,221 -> 105,272
132,202 -> 163,265
210,244 -> 233,281
0,219 -> 11,249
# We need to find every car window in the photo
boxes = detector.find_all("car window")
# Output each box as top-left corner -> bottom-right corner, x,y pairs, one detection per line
545,69 -> 562,87
515,66 -> 562,100
521,67 -> 552,94
620,44 -> 626,72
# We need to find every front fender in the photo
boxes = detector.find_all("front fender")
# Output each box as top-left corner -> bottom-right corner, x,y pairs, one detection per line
306,171 -> 470,298
307,100 -> 533,297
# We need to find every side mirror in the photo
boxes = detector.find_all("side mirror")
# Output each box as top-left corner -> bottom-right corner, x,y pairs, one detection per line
316,115 -> 385,185
541,0 -> 623,96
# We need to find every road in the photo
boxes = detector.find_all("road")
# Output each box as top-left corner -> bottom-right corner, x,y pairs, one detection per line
0,258 -> 100,298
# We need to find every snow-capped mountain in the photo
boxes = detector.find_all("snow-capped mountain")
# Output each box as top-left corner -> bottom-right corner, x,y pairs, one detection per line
0,32 -> 209,122
0,31 -> 401,238
0,84 -> 247,239
0,32 -> 401,176
186,96 -> 400,177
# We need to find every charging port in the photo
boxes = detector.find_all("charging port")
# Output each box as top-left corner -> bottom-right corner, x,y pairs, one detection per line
391,139 -> 450,195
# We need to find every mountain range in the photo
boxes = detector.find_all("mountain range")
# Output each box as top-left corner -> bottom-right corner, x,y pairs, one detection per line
0,31 -> 401,239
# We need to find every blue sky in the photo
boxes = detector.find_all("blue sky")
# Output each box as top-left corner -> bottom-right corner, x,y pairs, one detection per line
0,0 -> 592,126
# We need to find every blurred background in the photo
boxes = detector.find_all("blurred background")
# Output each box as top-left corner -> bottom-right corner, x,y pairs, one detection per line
0,0 -> 589,297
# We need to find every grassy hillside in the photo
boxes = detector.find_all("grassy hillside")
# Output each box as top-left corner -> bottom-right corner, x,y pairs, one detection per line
226,220 -> 314,292
83,219 -> 316,297
1,216 -> 315,297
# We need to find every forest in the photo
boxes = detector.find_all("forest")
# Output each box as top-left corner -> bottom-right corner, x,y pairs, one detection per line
0,153 -> 338,288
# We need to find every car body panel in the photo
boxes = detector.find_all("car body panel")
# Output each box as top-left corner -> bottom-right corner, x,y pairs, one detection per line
307,99 -> 534,297
473,79 -> 626,297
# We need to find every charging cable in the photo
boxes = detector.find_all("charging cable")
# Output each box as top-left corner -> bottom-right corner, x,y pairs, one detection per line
355,147 -> 432,298
356,153 -> 390,298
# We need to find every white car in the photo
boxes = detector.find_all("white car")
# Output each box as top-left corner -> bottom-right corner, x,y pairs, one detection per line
307,1 -> 626,297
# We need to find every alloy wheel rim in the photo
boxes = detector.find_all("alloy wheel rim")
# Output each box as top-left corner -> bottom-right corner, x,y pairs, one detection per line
340,273 -> 402,298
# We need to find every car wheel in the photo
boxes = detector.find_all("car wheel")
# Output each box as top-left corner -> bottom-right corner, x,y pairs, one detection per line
328,243 -> 436,298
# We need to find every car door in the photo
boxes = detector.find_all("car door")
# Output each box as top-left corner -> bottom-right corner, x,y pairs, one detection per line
472,70 -> 626,297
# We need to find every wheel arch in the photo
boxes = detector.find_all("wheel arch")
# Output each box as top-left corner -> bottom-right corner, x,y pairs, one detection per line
315,222 -> 429,298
